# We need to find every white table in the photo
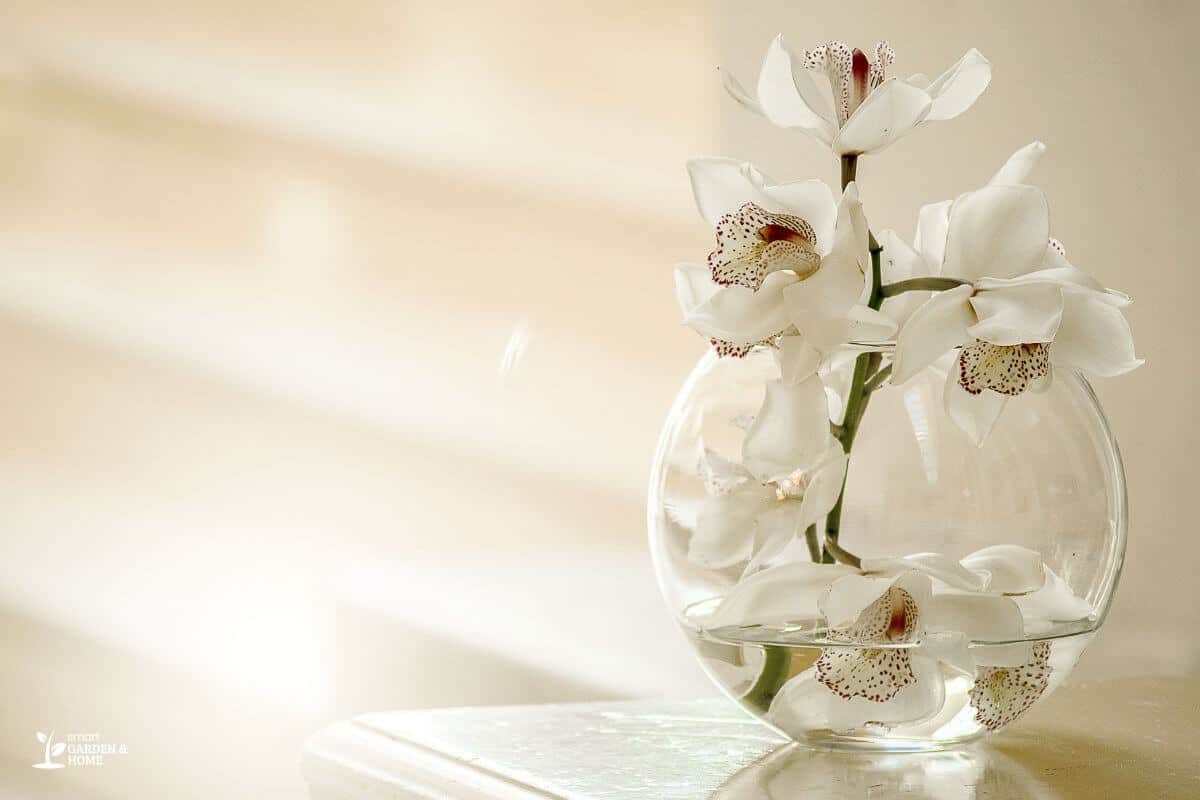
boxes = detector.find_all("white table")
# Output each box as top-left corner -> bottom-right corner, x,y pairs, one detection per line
303,676 -> 1199,799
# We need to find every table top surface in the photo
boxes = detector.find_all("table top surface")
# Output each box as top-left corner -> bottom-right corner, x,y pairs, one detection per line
303,676 -> 1200,799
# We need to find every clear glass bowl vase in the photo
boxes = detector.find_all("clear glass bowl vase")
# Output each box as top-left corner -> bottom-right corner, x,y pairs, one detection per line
648,348 -> 1126,751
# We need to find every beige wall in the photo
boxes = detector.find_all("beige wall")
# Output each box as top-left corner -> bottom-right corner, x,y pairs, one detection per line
0,1 -> 1194,797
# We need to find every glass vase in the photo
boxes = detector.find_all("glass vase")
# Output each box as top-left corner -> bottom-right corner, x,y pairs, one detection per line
648,348 -> 1126,750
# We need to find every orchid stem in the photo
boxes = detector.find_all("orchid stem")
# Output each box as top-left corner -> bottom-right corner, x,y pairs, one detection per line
742,645 -> 791,712
804,524 -> 821,563
879,276 -> 969,297
863,363 -> 893,393
822,155 -> 882,566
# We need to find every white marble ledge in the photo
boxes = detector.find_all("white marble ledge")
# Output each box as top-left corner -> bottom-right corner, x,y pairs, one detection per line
303,677 -> 1200,799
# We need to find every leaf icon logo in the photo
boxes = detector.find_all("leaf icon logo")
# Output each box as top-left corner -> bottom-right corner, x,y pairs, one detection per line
32,730 -> 65,769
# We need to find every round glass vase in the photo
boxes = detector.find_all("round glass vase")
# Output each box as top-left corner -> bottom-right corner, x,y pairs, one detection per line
648,348 -> 1126,751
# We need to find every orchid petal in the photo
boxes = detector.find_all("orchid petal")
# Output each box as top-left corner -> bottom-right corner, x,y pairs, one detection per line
820,571 -> 933,629
795,445 -> 849,531
775,335 -> 822,385
914,200 -> 952,270
961,545 -> 1046,594
968,282 -> 1064,346
921,631 -> 975,675
925,592 -> 1025,642
878,229 -> 934,330
861,552 -> 987,593
892,284 -> 974,384
757,36 -> 836,144
691,485 -> 775,568
1015,566 -> 1094,626
706,560 -> 856,629
988,141 -> 1046,186
768,657 -> 945,734
678,267 -> 798,344
833,78 -> 933,155
685,158 -> 774,227
944,367 -> 1008,447
742,376 -> 832,480
922,48 -> 992,122
719,67 -> 764,115
943,185 -> 1050,282
1052,288 -> 1144,376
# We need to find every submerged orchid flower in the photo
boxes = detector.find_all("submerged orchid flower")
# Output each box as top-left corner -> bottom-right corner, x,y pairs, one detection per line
704,546 -> 1084,735
690,377 -> 846,569
722,36 -> 991,155
675,158 -> 893,377
887,143 -> 1142,445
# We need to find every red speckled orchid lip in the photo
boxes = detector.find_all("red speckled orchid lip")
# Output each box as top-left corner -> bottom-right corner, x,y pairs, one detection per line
708,202 -> 820,291
802,40 -> 895,126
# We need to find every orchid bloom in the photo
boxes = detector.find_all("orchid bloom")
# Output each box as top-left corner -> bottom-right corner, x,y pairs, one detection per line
675,158 -> 893,380
691,377 -> 846,569
705,545 -> 1085,735
675,158 -> 836,358
888,143 -> 1142,445
722,36 -> 991,156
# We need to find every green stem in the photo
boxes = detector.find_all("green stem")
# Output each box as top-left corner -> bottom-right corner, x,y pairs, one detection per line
863,363 -> 893,394
742,645 -> 792,712
822,156 -> 885,566
879,276 -> 969,297
803,524 -> 821,563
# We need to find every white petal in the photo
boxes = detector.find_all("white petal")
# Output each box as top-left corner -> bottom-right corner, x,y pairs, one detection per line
892,284 -> 974,384
968,282 -> 1064,346
674,262 -> 719,316
795,445 -> 849,530
961,545 -> 1046,594
1015,566 -> 1093,625
847,304 -> 899,343
921,631 -> 975,675
768,657 -> 945,734
742,376 -> 833,480
922,48 -> 992,122
988,141 -> 1046,186
820,571 -> 933,629
719,67 -> 764,115
706,560 -> 855,628
757,35 -> 835,144
878,230 -> 935,331
943,185 -> 1050,282
914,200 -> 952,270
925,592 -> 1025,642
1052,288 -> 1144,376
762,181 -> 838,255
833,78 -> 933,155
748,504 -> 803,570
686,158 -> 774,227
978,266 -> 1133,309
680,268 -> 799,344
774,335 -> 821,385
861,552 -> 986,593
944,367 -> 1008,447
781,185 -> 869,351
691,485 -> 774,568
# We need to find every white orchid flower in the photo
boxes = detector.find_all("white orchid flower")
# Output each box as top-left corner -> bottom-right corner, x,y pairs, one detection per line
888,143 -> 1142,445
675,157 -> 835,357
704,545 -> 1083,735
780,181 -> 896,382
675,159 -> 892,379
722,36 -> 991,156
690,377 -> 847,569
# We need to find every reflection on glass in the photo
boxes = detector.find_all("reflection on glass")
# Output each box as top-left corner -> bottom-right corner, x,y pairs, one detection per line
711,742 -> 1059,800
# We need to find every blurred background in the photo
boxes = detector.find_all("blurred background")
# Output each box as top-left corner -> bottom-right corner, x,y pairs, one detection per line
0,1 -> 1195,797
